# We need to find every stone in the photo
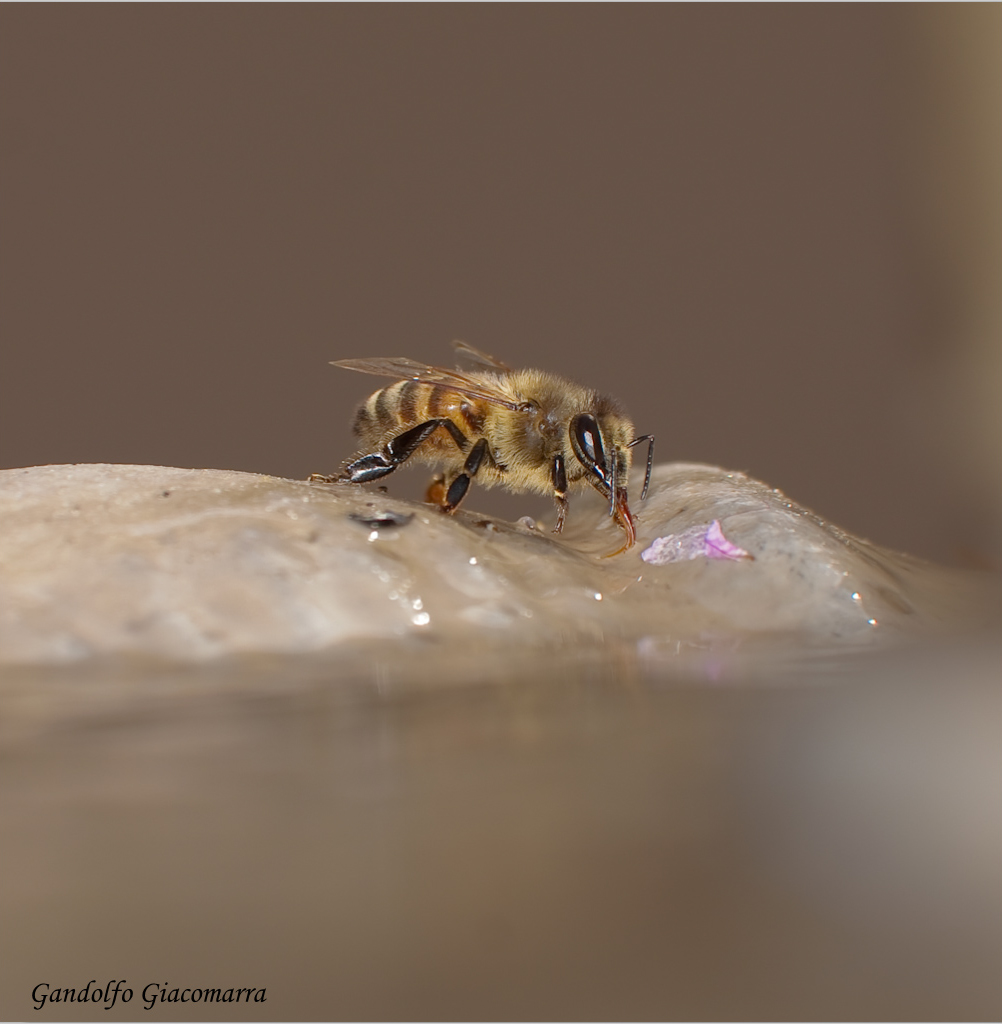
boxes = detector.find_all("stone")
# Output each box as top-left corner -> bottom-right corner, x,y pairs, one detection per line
1,463 -> 998,668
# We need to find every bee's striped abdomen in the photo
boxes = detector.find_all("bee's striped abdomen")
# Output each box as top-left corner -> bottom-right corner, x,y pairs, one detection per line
351,379 -> 488,453
398,379 -> 420,424
352,379 -> 428,443
426,384 -> 448,419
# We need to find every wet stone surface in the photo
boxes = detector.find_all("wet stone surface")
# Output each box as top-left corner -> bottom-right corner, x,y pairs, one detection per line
0,462 -> 998,668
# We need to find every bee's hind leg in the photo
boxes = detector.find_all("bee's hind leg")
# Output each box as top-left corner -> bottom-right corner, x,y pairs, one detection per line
438,438 -> 489,513
340,419 -> 467,485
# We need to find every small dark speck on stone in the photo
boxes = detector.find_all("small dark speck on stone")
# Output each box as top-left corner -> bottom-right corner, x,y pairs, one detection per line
161,491 -> 171,497
348,510 -> 415,530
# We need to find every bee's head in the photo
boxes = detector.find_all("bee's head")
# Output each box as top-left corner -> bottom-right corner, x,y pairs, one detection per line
568,411 -> 654,554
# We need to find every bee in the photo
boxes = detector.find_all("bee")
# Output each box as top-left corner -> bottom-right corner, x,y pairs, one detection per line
313,341 -> 654,554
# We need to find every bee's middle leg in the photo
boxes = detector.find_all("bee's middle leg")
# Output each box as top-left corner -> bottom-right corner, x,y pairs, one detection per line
439,438 -> 489,512
341,419 -> 467,484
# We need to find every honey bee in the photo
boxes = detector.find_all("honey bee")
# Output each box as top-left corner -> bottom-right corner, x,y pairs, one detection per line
313,341 -> 654,554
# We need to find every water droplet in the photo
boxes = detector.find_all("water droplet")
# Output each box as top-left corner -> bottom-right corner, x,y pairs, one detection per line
867,618 -> 878,626
594,592 -> 603,601
368,530 -> 378,542
412,612 -> 430,626
412,597 -> 423,611
851,592 -> 861,601
469,557 -> 478,565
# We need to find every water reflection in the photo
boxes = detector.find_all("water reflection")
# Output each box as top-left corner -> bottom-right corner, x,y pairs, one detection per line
2,641 -> 1002,1019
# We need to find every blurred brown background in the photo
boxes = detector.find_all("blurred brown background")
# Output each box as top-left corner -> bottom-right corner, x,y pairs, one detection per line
2,4 -> 1000,565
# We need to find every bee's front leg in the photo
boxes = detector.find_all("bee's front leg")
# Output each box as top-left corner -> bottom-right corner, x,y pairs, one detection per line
551,454 -> 569,533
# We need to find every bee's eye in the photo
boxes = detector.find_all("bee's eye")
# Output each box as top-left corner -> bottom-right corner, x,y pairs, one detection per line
571,414 -> 605,472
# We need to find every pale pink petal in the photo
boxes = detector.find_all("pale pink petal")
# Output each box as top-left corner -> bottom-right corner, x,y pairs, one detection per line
641,519 -> 752,565
703,519 -> 752,560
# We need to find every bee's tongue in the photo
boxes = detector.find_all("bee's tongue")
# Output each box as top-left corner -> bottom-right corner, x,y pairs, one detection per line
603,487 -> 636,557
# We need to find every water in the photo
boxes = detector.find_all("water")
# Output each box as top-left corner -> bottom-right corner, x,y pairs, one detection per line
2,639 -> 1002,1020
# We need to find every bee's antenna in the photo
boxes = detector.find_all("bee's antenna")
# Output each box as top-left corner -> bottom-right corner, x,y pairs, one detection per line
628,434 -> 655,501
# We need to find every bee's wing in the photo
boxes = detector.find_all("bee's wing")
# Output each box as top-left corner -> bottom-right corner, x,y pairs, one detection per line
332,357 -> 527,411
451,340 -> 512,372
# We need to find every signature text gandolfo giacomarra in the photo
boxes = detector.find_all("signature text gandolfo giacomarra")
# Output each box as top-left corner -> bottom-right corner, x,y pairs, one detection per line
32,979 -> 267,1011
